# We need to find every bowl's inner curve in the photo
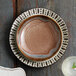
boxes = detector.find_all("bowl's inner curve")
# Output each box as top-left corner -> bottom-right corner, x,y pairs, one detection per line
16,16 -> 61,60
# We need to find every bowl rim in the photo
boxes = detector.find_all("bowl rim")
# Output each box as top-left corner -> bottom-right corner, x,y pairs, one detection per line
9,8 -> 69,67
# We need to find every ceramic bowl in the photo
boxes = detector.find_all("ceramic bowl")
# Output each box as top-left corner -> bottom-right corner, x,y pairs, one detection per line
9,8 -> 68,67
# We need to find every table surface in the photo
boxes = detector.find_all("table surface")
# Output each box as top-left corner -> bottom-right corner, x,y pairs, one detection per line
0,0 -> 76,76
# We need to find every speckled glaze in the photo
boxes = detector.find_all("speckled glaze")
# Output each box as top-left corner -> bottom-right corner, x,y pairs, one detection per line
9,8 -> 68,67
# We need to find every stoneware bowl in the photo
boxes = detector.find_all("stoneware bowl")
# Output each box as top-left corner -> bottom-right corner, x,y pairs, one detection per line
9,8 -> 68,67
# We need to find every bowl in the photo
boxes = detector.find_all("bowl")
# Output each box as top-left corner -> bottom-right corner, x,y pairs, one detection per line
62,56 -> 76,76
9,8 -> 68,67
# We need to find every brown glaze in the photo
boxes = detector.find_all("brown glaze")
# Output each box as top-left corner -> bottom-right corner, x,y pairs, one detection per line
16,16 -> 61,61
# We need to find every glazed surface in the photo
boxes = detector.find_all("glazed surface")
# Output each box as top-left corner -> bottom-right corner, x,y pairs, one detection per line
16,16 -> 61,60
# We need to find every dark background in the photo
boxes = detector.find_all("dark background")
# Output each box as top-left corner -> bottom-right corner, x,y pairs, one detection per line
0,0 -> 76,76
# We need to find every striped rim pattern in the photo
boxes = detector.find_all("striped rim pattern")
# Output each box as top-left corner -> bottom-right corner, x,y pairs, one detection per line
9,8 -> 68,67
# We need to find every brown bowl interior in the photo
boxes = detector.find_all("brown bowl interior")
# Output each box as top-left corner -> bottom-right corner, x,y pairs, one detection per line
16,15 -> 62,61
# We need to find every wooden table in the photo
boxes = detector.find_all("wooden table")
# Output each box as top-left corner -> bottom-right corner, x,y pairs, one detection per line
0,0 -> 76,76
